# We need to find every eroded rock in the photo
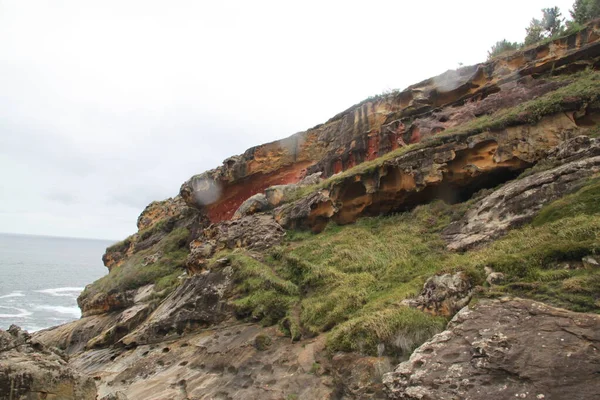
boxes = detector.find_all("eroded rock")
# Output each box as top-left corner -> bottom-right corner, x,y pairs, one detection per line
0,325 -> 97,400
443,136 -> 600,251
402,272 -> 472,317
383,298 -> 600,400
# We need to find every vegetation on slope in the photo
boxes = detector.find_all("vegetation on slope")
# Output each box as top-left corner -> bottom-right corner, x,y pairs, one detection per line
81,225 -> 190,301
488,1 -> 600,59
221,173 -> 600,355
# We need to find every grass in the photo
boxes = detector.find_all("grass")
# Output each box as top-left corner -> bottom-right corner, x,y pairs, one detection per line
532,177 -> 600,226
81,226 -> 191,301
221,173 -> 600,355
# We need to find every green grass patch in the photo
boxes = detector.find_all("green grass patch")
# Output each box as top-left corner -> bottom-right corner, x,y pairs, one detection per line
224,174 -> 600,354
532,177 -> 600,226
327,308 -> 446,356
82,227 -> 191,300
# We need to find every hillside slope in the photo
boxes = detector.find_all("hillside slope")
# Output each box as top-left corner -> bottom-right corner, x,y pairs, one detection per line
17,20 -> 600,400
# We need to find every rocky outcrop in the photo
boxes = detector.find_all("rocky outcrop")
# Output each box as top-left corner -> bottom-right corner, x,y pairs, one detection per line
137,196 -> 189,231
0,325 -> 97,400
402,272 -> 473,317
72,325 -> 334,400
276,112 -> 583,232
179,22 -> 600,224
383,298 -> 600,400
232,172 -> 323,219
443,135 -> 600,250
24,20 -> 600,400
186,214 -> 285,272
120,266 -> 234,346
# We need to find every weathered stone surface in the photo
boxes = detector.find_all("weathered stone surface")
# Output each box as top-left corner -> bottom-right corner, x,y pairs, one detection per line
73,325 -> 333,400
187,214 -> 285,272
274,190 -> 337,232
383,298 -> 600,400
330,353 -> 393,399
120,266 -> 234,346
179,23 -> 600,224
0,325 -> 97,400
136,196 -> 188,231
443,136 -> 600,251
232,172 -> 324,219
402,272 -> 472,317
78,289 -> 136,317
274,112 -> 582,232
33,313 -> 122,354
232,193 -> 269,219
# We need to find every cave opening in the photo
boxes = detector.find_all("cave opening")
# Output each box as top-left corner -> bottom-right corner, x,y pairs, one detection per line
385,166 -> 528,214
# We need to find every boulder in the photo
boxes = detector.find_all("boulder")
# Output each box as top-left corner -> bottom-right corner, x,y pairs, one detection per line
0,325 -> 97,400
402,272 -> 472,317
383,298 -> 600,400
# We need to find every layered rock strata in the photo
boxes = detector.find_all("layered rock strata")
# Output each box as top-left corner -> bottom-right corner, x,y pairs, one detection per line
383,298 -> 600,400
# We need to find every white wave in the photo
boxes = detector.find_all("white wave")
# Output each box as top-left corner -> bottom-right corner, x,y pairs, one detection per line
0,291 -> 25,299
0,306 -> 32,318
34,305 -> 81,317
35,287 -> 84,297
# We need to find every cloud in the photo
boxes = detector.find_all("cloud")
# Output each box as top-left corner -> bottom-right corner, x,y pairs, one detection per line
46,192 -> 78,205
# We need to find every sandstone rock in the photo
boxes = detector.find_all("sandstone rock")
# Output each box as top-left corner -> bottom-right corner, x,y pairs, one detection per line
187,214 -> 285,272
179,24 -> 600,225
232,172 -> 324,219
330,353 -> 393,399
486,271 -> 505,285
34,313 -> 122,354
274,191 -> 337,232
136,196 -> 188,231
73,325 -> 333,400
0,325 -> 97,400
120,266 -> 234,345
232,193 -> 269,219
78,289 -> 136,317
443,136 -> 600,251
383,298 -> 600,400
402,272 -> 472,317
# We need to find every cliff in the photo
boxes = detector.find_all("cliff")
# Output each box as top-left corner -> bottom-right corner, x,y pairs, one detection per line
8,19 -> 600,400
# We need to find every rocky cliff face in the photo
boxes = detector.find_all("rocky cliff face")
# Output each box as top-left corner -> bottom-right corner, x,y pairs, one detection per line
23,20 -> 600,400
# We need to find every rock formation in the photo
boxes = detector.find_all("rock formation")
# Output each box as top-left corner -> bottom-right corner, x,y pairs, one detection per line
17,19 -> 600,400
443,135 -> 600,250
0,325 -> 97,399
383,298 -> 600,400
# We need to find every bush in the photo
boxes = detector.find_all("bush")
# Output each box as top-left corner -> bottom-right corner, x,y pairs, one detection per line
487,40 -> 520,60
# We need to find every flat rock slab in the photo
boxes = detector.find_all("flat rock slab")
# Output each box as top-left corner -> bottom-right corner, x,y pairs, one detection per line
384,298 -> 600,400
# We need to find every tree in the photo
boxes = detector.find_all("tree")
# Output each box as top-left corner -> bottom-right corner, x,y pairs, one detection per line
570,0 -> 600,24
524,18 -> 545,45
541,7 -> 564,36
487,40 -> 520,59
524,7 -> 564,46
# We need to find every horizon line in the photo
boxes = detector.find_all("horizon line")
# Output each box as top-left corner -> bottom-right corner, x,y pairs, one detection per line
0,231 -> 118,242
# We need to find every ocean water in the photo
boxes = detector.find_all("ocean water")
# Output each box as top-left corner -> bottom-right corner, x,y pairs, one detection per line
0,233 -> 112,332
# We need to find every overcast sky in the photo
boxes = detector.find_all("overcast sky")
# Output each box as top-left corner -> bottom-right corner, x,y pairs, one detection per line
0,0 -> 576,240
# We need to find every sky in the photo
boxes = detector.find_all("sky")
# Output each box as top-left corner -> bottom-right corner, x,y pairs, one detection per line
0,0 -> 577,240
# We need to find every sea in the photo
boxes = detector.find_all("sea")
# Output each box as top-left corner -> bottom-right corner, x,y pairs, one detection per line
0,233 -> 112,332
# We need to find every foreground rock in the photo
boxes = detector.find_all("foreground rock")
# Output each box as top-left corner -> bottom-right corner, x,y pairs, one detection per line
383,298 -> 600,399
0,325 -> 97,400
402,272 -> 472,317
444,135 -> 600,250
72,325 -> 333,400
